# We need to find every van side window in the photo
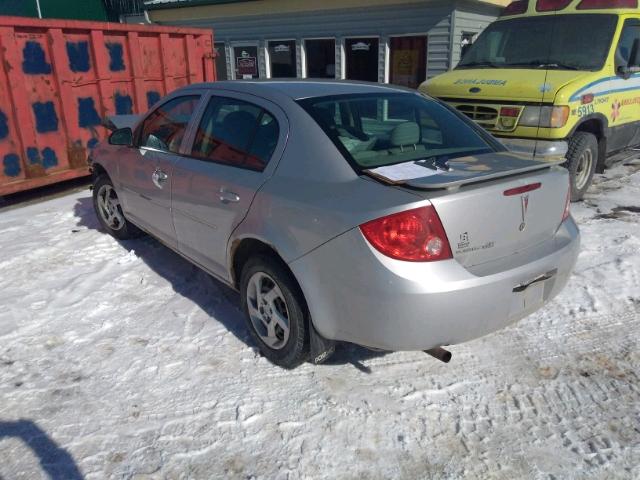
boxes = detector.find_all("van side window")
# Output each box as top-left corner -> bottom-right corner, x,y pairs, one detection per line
191,97 -> 279,171
138,96 -> 200,153
616,20 -> 640,69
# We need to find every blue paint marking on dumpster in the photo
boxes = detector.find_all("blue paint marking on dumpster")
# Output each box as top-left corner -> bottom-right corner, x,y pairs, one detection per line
115,93 -> 133,115
66,41 -> 91,72
146,91 -> 161,109
0,110 -> 8,140
22,41 -> 52,74
42,147 -> 58,169
3,154 -> 21,177
106,43 -> 125,72
27,147 -> 41,165
32,102 -> 59,133
78,97 -> 101,128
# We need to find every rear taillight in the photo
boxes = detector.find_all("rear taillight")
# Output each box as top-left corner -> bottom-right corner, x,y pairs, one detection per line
360,206 -> 453,262
562,185 -> 571,222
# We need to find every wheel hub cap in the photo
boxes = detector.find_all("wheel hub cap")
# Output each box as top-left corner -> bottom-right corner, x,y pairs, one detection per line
97,184 -> 125,231
246,272 -> 290,350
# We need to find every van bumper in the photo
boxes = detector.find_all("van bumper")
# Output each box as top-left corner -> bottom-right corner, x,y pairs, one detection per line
499,138 -> 568,161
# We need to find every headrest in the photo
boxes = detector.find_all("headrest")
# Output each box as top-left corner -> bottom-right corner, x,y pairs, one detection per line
390,122 -> 420,148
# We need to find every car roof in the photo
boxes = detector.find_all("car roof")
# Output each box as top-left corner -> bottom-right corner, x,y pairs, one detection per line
183,79 -> 415,100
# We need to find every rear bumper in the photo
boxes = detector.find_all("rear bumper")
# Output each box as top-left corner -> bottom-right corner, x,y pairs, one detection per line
500,138 -> 568,161
290,218 -> 580,351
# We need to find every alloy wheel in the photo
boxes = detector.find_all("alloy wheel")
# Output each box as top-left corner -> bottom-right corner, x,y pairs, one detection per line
246,272 -> 291,350
97,184 -> 125,231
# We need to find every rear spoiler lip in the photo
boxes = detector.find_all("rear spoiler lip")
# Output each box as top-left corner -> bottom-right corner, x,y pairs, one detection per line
404,159 -> 565,190
364,152 -> 565,191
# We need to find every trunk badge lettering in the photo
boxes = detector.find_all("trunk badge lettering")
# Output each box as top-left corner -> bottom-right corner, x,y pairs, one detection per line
519,194 -> 529,232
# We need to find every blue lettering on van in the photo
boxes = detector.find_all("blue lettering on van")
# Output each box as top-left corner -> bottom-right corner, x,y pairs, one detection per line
66,41 -> 91,72
0,110 -> 8,140
78,97 -> 101,128
3,153 -> 20,177
115,93 -> 133,115
42,147 -> 58,169
22,41 -> 52,75
87,138 -> 99,149
27,147 -> 41,165
146,91 -> 160,109
454,79 -> 507,87
106,43 -> 125,72
32,102 -> 59,133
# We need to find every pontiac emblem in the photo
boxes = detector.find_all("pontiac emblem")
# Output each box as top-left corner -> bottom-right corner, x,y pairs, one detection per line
519,195 -> 529,231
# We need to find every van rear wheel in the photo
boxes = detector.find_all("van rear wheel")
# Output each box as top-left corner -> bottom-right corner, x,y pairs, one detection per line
565,132 -> 597,202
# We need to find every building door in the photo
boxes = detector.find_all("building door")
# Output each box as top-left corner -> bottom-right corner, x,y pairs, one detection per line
233,45 -> 259,79
305,39 -> 335,78
214,42 -> 228,80
345,37 -> 379,82
268,40 -> 297,78
389,36 -> 427,89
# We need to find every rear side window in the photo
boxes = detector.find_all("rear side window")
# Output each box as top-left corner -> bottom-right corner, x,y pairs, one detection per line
191,96 -> 279,171
299,93 -> 494,169
138,95 -> 200,153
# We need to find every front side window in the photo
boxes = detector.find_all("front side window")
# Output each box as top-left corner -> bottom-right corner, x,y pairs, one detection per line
616,19 -> 640,70
138,95 -> 200,153
299,93 -> 494,169
191,97 -> 279,171
458,14 -> 617,71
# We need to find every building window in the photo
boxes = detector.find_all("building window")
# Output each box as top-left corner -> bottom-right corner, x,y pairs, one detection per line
233,45 -> 260,79
305,39 -> 335,78
268,40 -> 297,78
389,35 -> 427,89
345,37 -> 379,82
214,42 -> 228,80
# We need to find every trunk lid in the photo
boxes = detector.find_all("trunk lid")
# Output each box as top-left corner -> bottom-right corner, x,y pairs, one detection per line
372,152 -> 569,268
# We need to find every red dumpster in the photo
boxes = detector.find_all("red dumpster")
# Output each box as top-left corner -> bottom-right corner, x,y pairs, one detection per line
0,16 -> 216,196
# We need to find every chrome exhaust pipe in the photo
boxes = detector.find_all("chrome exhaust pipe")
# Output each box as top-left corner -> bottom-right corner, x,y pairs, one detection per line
424,347 -> 452,363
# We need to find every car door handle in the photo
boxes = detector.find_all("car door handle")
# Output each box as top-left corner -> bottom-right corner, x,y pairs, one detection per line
152,168 -> 168,189
219,187 -> 240,203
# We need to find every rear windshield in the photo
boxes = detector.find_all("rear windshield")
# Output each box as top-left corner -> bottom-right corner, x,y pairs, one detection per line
298,93 -> 494,169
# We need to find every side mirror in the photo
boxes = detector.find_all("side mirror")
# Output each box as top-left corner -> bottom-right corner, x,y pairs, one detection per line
109,127 -> 133,146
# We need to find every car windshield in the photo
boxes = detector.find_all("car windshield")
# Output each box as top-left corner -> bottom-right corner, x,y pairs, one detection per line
298,93 -> 494,169
458,14 -> 618,72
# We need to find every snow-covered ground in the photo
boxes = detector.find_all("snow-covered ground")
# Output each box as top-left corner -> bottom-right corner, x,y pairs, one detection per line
1,161 -> 639,480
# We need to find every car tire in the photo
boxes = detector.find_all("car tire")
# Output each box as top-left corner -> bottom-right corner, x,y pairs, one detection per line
564,132 -> 598,202
92,174 -> 143,240
240,255 -> 309,369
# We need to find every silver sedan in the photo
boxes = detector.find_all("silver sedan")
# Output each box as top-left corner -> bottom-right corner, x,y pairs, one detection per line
90,80 -> 580,368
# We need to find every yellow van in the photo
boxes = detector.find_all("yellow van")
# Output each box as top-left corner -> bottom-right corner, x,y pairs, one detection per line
420,0 -> 640,200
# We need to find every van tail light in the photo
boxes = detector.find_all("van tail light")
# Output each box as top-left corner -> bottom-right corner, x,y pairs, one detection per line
562,184 -> 571,222
502,0 -> 529,15
360,206 -> 453,262
577,0 -> 637,8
